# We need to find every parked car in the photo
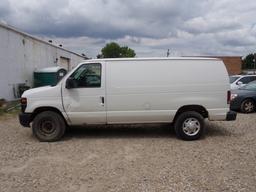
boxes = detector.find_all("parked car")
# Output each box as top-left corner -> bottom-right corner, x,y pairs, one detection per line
230,80 -> 256,113
19,57 -> 236,142
230,75 -> 256,90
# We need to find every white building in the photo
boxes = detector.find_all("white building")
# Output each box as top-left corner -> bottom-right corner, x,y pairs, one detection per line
0,23 -> 86,100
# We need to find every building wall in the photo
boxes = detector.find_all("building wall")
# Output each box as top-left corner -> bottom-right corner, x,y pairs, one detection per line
0,26 -> 85,100
215,56 -> 242,75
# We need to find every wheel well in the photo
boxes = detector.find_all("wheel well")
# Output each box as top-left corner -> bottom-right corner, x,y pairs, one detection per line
242,98 -> 256,103
174,105 -> 208,121
31,107 -> 67,124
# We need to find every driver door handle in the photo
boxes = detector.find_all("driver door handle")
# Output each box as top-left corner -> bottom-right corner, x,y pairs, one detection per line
100,96 -> 104,106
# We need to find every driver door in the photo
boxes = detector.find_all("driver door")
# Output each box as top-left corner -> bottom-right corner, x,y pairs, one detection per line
62,62 -> 106,125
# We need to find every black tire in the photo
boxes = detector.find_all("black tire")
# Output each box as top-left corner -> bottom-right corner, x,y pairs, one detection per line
240,99 -> 255,113
32,111 -> 66,142
174,111 -> 204,141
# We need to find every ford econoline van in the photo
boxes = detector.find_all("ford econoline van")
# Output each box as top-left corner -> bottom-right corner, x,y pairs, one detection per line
19,57 -> 236,141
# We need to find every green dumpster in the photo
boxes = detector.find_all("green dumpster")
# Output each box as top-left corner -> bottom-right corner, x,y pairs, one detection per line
34,66 -> 67,87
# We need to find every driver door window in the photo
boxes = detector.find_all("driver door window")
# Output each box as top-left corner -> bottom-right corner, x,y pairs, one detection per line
70,63 -> 101,88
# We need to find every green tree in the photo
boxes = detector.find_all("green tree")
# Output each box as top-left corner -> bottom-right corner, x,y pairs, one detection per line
242,53 -> 255,69
99,42 -> 136,58
120,46 -> 136,57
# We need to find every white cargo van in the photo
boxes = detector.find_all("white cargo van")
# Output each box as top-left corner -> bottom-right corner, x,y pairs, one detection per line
19,57 -> 236,141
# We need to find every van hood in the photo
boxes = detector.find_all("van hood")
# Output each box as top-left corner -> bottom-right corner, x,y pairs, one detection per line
22,85 -> 61,98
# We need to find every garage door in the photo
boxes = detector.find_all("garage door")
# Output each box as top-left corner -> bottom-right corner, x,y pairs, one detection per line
59,57 -> 70,71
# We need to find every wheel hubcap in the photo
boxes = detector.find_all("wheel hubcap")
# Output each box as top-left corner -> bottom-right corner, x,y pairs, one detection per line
40,120 -> 55,135
182,118 -> 200,136
244,101 -> 254,112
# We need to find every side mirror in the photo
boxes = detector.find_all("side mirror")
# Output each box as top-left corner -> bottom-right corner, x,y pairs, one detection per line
237,81 -> 243,86
65,77 -> 77,89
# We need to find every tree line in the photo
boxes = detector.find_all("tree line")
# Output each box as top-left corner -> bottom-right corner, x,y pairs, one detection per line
242,53 -> 256,69
97,42 -> 136,58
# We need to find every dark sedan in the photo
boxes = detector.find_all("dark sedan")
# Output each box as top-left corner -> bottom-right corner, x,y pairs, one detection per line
230,81 -> 256,113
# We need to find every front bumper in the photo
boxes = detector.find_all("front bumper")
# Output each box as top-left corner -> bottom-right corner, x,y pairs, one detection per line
19,113 -> 32,127
226,111 -> 237,121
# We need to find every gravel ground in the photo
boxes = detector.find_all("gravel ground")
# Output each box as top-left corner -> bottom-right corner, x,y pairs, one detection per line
0,113 -> 256,192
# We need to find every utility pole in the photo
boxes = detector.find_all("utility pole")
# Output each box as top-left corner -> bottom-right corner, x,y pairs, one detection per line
254,53 -> 256,74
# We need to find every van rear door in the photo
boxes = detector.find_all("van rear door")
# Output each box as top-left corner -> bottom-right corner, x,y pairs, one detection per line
62,62 -> 106,125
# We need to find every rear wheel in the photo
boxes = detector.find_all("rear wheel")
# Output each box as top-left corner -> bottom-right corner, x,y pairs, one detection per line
174,111 -> 204,141
32,111 -> 66,142
240,99 -> 255,113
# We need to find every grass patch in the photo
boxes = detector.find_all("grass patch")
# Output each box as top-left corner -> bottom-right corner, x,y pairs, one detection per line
0,100 -> 20,117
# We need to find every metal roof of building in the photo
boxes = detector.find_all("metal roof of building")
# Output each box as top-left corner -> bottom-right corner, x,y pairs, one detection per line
0,22 -> 88,59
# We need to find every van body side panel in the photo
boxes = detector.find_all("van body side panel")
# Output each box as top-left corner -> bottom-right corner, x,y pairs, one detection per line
106,60 -> 229,124
207,108 -> 230,121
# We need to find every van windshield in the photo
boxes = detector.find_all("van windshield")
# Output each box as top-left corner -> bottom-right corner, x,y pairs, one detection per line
229,76 -> 239,83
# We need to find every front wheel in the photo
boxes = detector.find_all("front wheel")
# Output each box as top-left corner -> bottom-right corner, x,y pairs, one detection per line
32,111 -> 66,142
174,111 -> 204,141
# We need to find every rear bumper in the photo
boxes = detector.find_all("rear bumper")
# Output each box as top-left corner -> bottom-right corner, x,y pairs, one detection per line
226,111 -> 237,121
19,113 -> 32,127
230,102 -> 240,111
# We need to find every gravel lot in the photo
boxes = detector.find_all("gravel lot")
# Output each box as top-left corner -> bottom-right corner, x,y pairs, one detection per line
0,113 -> 256,192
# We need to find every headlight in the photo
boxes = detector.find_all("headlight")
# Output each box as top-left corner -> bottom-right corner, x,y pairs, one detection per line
231,93 -> 238,100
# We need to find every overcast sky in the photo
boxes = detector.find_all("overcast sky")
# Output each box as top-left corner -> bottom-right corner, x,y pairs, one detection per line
1,0 -> 256,58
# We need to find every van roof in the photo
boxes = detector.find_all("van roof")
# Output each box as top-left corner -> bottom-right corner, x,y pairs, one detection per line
88,57 -> 221,62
